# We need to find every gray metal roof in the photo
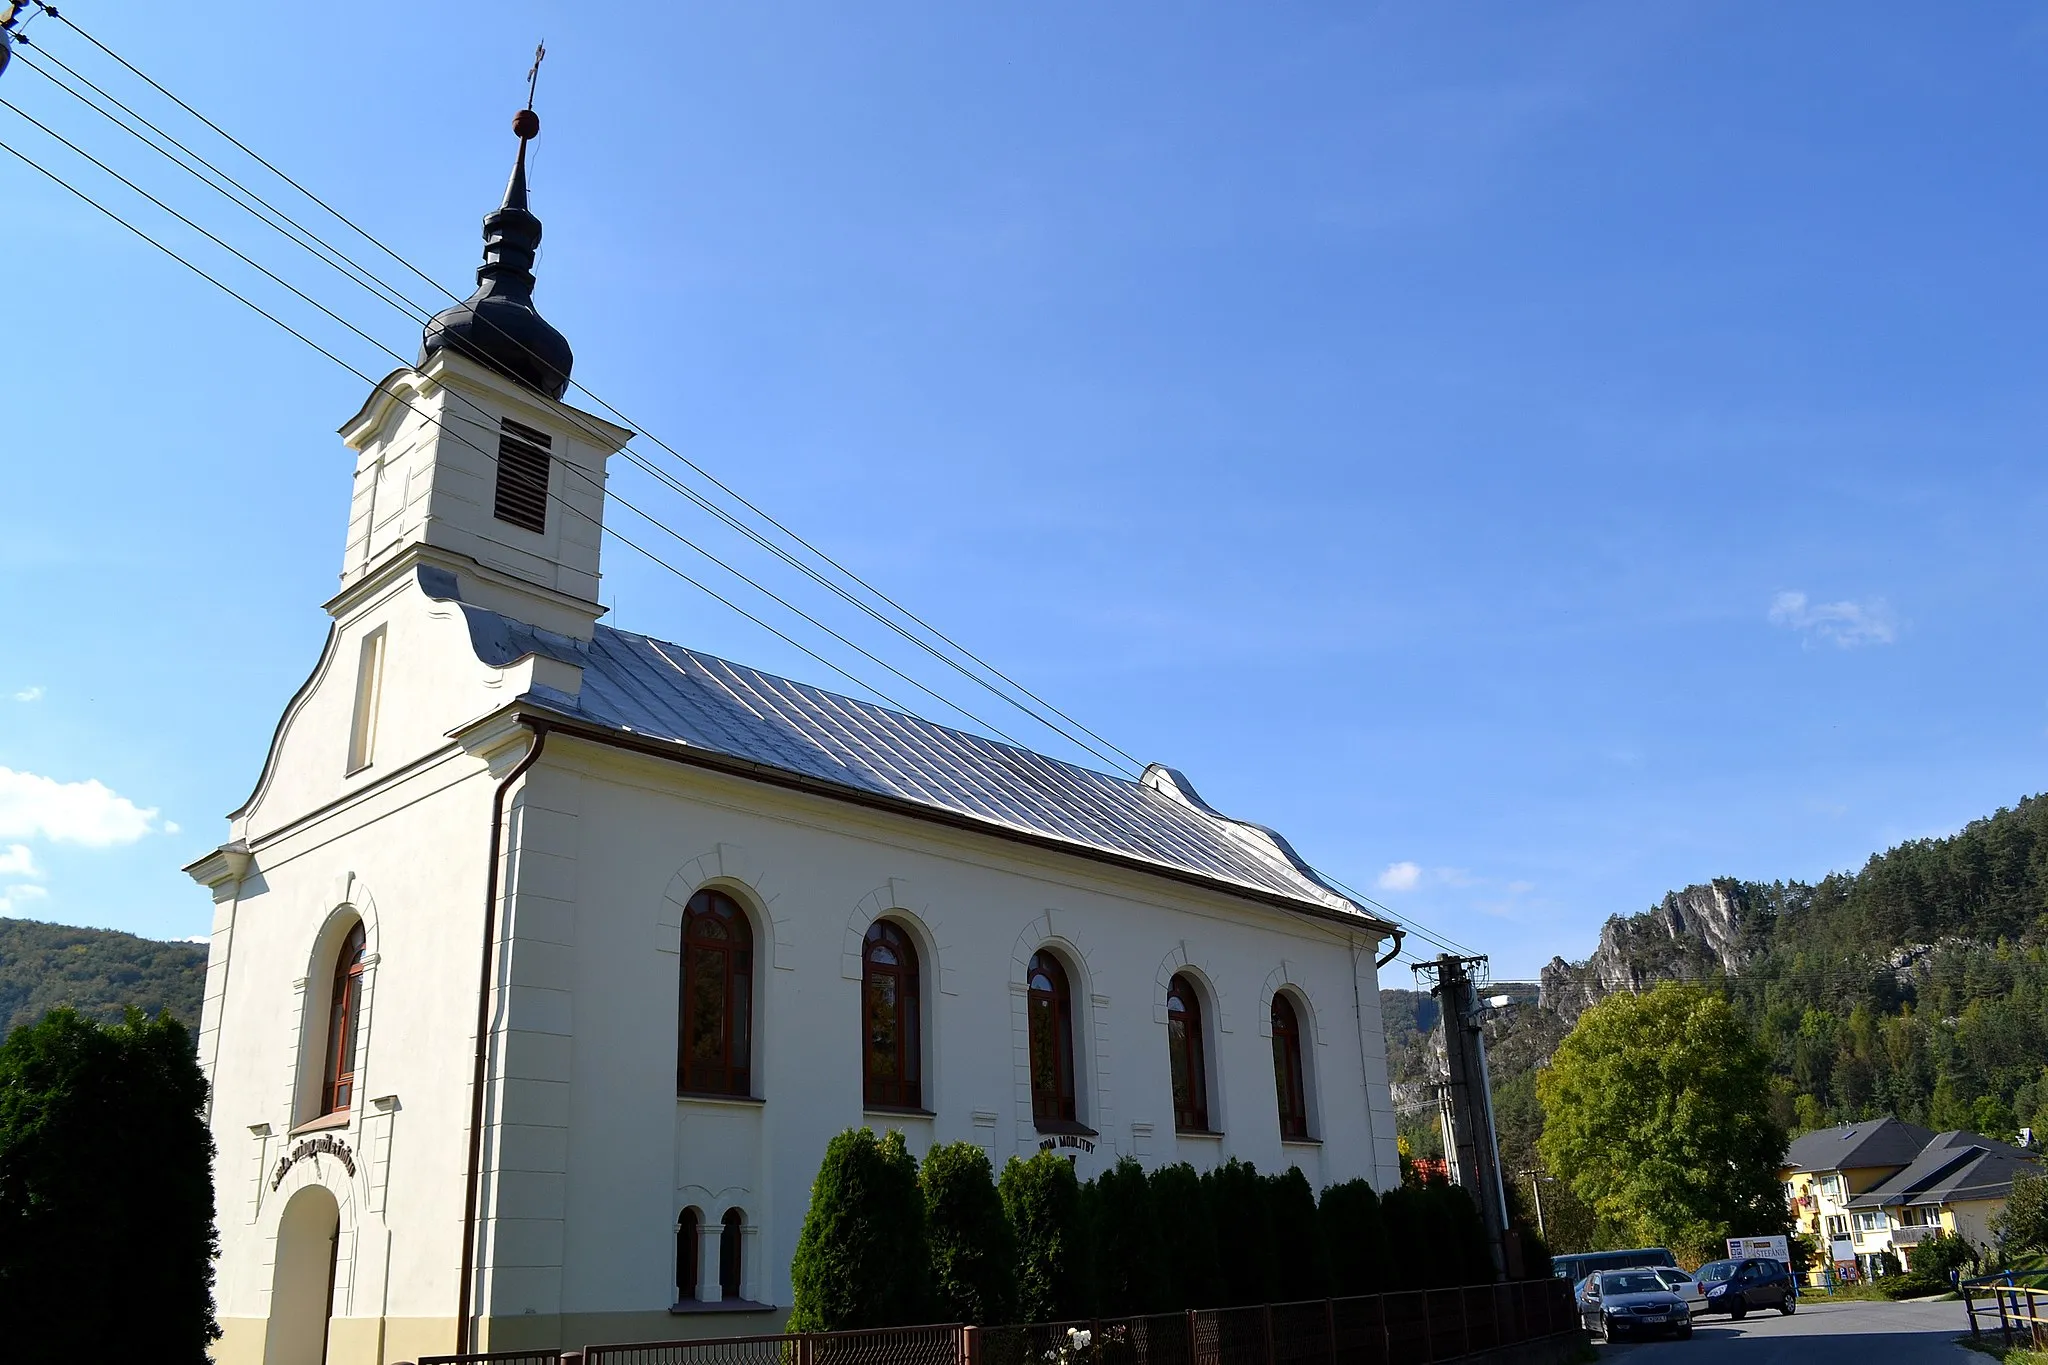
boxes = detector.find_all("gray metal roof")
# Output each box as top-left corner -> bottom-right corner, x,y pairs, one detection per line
1782,1117 -> 1934,1175
1846,1132 -> 2041,1210
434,571 -> 1377,922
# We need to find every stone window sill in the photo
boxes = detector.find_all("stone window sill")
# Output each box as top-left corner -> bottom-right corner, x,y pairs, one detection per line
1281,1136 -> 1324,1147
1175,1127 -> 1225,1140
864,1104 -> 936,1118
670,1299 -> 776,1315
677,1092 -> 765,1107
290,1111 -> 352,1136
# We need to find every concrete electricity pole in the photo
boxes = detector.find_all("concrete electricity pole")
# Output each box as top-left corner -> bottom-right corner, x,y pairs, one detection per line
1420,953 -> 1513,1278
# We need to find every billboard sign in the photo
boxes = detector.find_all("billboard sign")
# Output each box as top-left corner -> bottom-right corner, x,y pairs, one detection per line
1727,1235 -> 1791,1264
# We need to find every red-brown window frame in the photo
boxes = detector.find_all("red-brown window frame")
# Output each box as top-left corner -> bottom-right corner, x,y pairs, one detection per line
320,921 -> 367,1116
678,889 -> 754,1097
1027,950 -> 1078,1125
1166,973 -> 1211,1132
862,920 -> 922,1109
1271,992 -> 1310,1140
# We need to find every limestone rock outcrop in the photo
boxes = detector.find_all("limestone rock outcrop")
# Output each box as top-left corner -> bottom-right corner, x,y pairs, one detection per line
1538,880 -> 1759,1023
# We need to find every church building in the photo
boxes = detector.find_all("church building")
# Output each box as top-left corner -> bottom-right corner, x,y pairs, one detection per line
186,112 -> 1406,1365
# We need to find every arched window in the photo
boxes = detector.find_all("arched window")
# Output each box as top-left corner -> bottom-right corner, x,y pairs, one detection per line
1166,973 -> 1210,1132
1027,950 -> 1078,1126
678,889 -> 754,1097
320,922 -> 367,1116
1271,993 -> 1309,1140
675,1208 -> 700,1302
862,920 -> 922,1109
719,1208 -> 745,1301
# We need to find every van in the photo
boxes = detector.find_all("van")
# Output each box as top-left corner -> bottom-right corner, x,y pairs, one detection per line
1552,1248 -> 1679,1284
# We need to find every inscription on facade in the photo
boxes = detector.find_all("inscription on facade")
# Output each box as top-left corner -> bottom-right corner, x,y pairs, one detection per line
271,1133 -> 357,1189
1036,1133 -> 1096,1155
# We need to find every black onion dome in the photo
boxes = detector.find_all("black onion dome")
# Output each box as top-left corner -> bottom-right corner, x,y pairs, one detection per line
420,122 -> 573,399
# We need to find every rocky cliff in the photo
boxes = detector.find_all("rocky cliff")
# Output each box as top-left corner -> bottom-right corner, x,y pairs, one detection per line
1537,879 -> 1761,1023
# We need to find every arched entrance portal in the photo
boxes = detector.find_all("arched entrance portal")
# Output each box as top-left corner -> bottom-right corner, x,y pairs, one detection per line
267,1184 -> 340,1365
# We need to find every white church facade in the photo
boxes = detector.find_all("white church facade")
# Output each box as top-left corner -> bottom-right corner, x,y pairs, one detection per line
186,115 -> 1405,1365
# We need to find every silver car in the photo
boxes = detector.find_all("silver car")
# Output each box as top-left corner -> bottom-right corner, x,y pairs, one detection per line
1579,1268 -> 1694,1341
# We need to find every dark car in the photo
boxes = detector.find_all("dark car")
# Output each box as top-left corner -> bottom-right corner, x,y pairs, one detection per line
1578,1268 -> 1693,1341
1695,1257 -> 1797,1319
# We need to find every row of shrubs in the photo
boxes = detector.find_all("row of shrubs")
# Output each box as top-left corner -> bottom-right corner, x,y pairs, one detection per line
787,1128 -> 1531,1331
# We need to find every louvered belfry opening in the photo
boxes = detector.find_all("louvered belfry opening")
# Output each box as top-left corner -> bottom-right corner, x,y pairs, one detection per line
493,417 -> 553,533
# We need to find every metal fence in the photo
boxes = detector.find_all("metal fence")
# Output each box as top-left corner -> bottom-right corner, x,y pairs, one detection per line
408,1278 -> 1576,1365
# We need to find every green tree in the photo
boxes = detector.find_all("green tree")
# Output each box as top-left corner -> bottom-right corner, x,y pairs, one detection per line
1994,1169 -> 2048,1257
1149,1162 -> 1220,1310
1000,1152 -> 1088,1321
1536,982 -> 1788,1261
1318,1179 -> 1391,1296
1084,1157 -> 1161,1314
788,1128 -> 930,1330
921,1141 -> 1016,1325
0,1008 -> 218,1361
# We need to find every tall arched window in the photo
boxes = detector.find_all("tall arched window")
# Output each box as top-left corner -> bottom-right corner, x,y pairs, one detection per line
1166,973 -> 1210,1132
678,889 -> 754,1096
321,922 -> 367,1116
1271,993 -> 1310,1140
1027,950 -> 1078,1126
862,920 -> 922,1109
719,1208 -> 745,1301
675,1207 -> 701,1302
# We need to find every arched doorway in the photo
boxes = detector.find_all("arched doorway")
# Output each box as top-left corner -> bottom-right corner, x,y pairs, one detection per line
266,1184 -> 340,1365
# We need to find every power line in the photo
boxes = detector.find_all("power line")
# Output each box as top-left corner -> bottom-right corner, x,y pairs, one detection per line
25,2 -> 1150,779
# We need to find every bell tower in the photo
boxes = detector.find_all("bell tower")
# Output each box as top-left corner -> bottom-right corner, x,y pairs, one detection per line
331,103 -> 631,640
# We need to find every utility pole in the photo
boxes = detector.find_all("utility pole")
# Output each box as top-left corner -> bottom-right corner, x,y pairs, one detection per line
1521,1169 -> 1547,1239
1416,953 -> 1512,1278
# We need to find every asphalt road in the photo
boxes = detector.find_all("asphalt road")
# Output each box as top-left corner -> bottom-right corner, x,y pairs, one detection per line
1597,1296 -> 1982,1363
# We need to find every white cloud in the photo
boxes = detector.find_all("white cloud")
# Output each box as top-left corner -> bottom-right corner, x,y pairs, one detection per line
10,686 -> 42,702
0,844 -> 41,879
1768,591 -> 1898,648
0,884 -> 49,914
0,767 -> 160,846
165,821 -> 182,835
1377,860 -> 1422,891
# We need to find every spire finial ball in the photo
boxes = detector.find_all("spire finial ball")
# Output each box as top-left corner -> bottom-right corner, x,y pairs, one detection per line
513,108 -> 540,140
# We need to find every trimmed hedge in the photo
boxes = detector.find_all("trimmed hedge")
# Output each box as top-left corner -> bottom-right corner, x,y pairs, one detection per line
1320,1179 -> 1391,1297
923,1142 -> 1017,1326
788,1128 -> 930,1330
1149,1161 -> 1222,1310
1086,1156 -> 1162,1314
1203,1159 -> 1276,1306
1265,1166 -> 1329,1301
1001,1151 -> 1089,1321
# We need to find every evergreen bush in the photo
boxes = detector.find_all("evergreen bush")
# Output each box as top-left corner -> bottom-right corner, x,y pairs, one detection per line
788,1128 -> 930,1330
1203,1158 -> 1275,1305
1429,1181 -> 1496,1285
1377,1184 -> 1456,1290
0,1008 -> 218,1361
1319,1179 -> 1391,1296
1000,1151 -> 1088,1321
1264,1167 -> 1328,1300
1149,1161 -> 1221,1311
921,1141 -> 1016,1326
1085,1156 -> 1162,1314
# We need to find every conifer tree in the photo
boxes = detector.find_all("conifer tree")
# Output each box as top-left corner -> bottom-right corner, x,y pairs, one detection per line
1318,1178 -> 1391,1296
0,1008 -> 218,1361
1149,1161 -> 1221,1311
788,1128 -> 930,1330
1085,1156 -> 1161,1314
1202,1158 -> 1274,1305
999,1151 -> 1088,1321
921,1141 -> 1016,1325
1263,1167 -> 1328,1300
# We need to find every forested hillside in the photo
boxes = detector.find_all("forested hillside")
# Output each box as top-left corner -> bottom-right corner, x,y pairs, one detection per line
0,917 -> 206,1036
1387,793 -> 2048,1248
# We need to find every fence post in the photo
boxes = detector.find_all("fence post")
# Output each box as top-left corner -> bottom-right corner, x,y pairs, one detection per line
1998,1289 -> 2013,1349
1324,1296 -> 1337,1365
1420,1293 -> 1434,1363
1185,1309 -> 1198,1365
1263,1304 -> 1275,1365
961,1325 -> 980,1365
559,1354 -> 584,1365
2032,1290 -> 2043,1351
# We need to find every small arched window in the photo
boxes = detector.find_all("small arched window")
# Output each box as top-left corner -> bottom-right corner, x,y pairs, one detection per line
679,889 -> 754,1097
1027,951 -> 1078,1125
321,922 -> 367,1116
719,1208 -> 745,1301
1166,973 -> 1210,1132
676,1208 -> 700,1302
1271,993 -> 1309,1140
863,920 -> 922,1109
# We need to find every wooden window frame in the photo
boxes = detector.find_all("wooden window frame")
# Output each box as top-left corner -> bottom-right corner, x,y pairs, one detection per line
718,1208 -> 745,1301
861,920 -> 922,1110
1166,973 -> 1212,1133
676,1207 -> 701,1302
677,889 -> 754,1098
1271,991 -> 1310,1141
1027,950 -> 1079,1126
320,922 -> 367,1117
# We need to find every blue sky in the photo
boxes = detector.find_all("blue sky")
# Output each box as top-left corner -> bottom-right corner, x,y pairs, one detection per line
3,2 -> 2045,977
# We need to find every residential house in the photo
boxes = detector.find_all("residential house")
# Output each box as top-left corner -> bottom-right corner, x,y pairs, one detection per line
1847,1131 -> 2041,1268
1780,1117 -> 1932,1279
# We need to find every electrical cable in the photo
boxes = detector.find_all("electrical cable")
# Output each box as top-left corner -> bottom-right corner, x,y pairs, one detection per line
27,2 -> 1151,778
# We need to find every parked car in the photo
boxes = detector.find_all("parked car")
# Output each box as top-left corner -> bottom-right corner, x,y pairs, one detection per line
1551,1247 -> 1679,1284
1578,1268 -> 1694,1341
1653,1267 -> 1707,1316
1694,1257 -> 1797,1319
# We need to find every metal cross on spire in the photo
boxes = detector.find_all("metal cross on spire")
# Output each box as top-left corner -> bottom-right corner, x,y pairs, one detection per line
525,41 -> 545,113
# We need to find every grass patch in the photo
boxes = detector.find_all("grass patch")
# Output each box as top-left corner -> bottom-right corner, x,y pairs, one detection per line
1956,1338 -> 2048,1365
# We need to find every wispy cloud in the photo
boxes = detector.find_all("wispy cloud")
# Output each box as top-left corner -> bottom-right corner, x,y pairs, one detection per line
1376,860 -> 1422,891
0,844 -> 42,879
0,767 -> 160,847
0,884 -> 49,914
9,687 -> 42,703
1768,591 -> 1898,648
